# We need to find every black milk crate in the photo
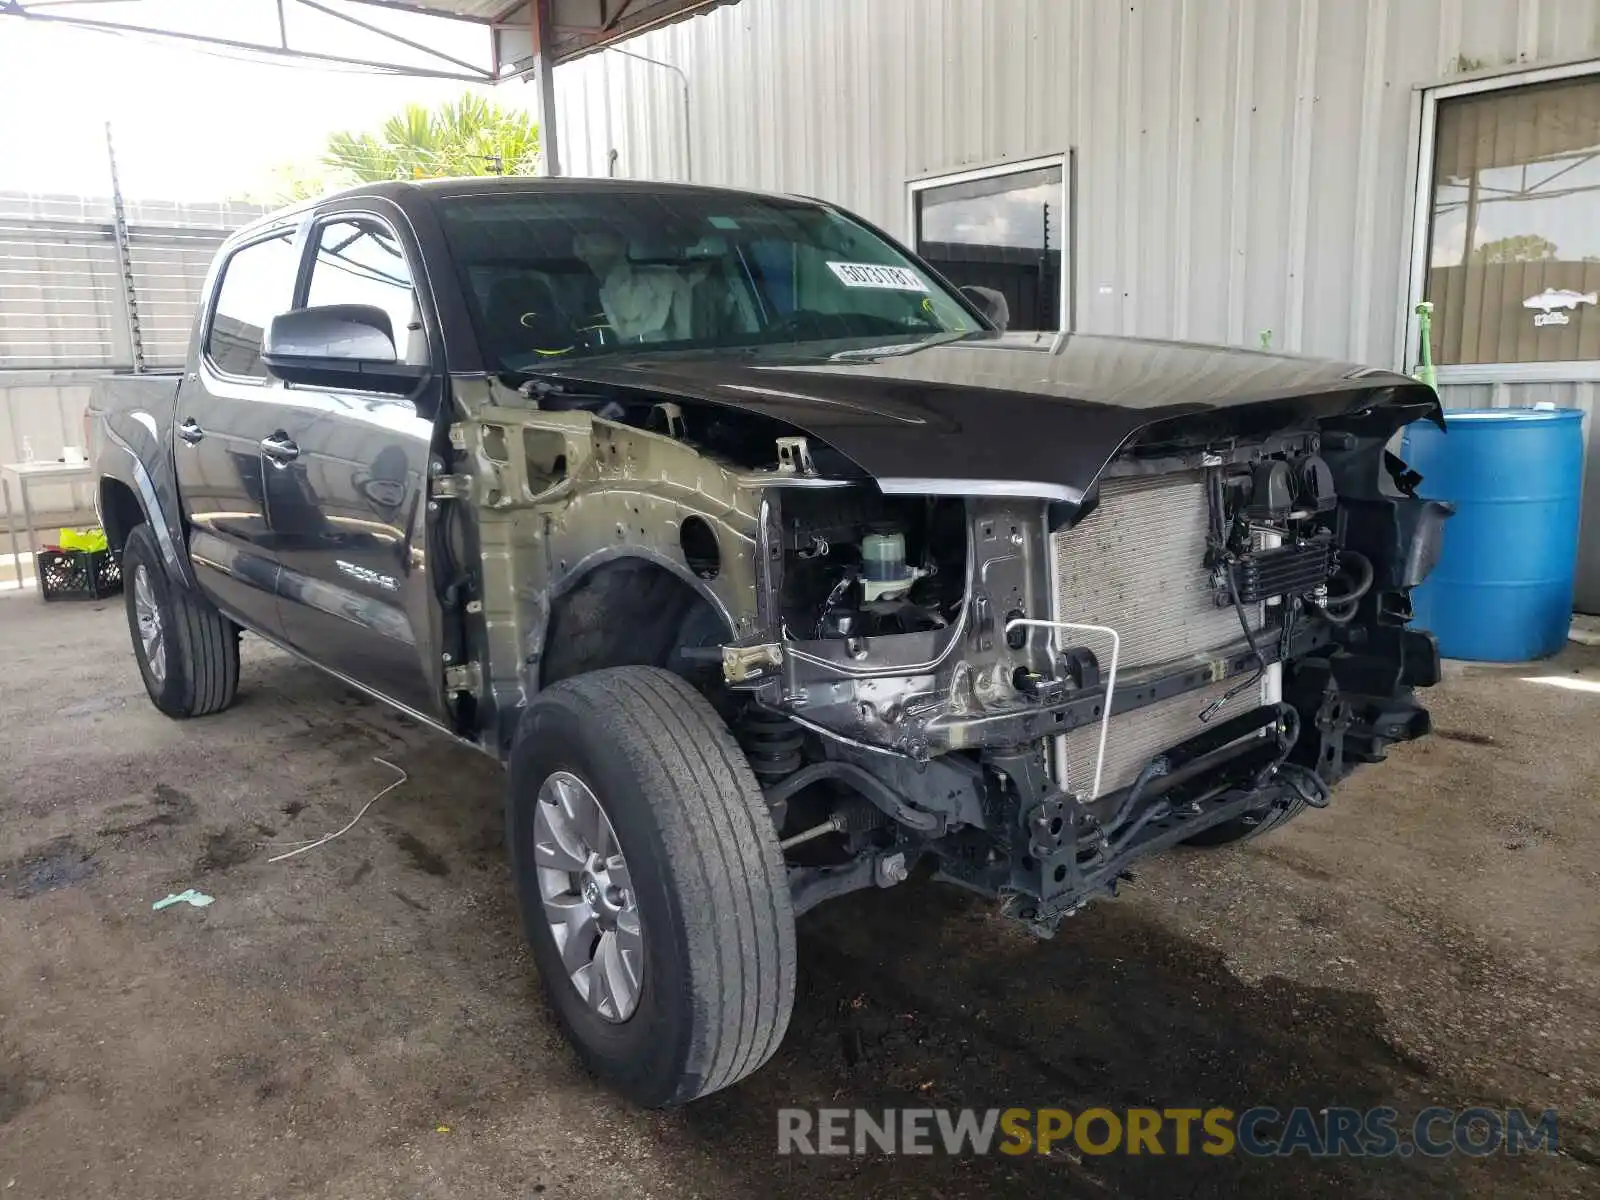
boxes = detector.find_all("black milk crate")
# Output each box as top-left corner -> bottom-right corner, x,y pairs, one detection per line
37,547 -> 123,602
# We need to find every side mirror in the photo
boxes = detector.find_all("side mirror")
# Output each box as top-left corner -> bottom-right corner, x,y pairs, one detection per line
262,304 -> 425,393
960,285 -> 1010,333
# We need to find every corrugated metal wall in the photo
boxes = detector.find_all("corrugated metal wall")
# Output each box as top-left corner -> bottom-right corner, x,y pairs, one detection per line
552,0 -> 1600,612
556,0 -> 1600,361
0,192 -> 267,370
1,194 -> 263,554
0,194 -> 125,370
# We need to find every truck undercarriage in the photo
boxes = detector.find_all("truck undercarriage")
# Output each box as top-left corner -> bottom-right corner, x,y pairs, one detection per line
451,374 -> 1447,936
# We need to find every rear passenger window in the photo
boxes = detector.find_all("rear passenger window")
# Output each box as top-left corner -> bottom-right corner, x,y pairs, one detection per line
205,232 -> 298,379
307,218 -> 428,366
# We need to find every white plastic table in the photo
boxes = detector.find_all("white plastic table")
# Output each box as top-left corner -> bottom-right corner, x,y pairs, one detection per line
1,460 -> 95,586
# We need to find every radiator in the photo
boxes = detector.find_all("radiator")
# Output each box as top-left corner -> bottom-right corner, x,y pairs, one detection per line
1050,470 -> 1274,798
1062,673 -> 1269,797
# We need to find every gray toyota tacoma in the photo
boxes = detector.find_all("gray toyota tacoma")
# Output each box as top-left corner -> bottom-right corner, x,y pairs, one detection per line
88,177 -> 1447,1106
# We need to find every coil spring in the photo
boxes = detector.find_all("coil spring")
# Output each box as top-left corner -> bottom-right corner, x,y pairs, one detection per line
738,706 -> 805,785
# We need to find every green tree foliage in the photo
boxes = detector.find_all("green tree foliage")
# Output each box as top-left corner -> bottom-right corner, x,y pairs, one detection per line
263,161 -> 331,203
1469,234 -> 1559,263
323,94 -> 541,183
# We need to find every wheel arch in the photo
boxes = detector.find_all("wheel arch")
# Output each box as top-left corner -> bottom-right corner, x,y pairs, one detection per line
95,427 -> 196,588
536,548 -> 735,694
98,476 -> 144,552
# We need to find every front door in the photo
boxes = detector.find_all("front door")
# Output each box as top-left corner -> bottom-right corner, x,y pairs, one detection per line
267,212 -> 442,718
174,226 -> 303,634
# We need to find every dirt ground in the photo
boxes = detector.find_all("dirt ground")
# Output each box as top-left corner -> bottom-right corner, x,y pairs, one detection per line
0,589 -> 1596,1199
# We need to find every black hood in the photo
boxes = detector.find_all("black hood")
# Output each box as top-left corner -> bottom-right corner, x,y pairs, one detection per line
531,331 -> 1443,505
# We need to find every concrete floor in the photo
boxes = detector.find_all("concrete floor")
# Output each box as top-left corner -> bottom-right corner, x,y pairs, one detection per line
0,588 -> 1596,1199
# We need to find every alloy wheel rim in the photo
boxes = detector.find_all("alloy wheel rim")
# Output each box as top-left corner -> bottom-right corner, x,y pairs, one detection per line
532,770 -> 643,1022
133,565 -> 166,687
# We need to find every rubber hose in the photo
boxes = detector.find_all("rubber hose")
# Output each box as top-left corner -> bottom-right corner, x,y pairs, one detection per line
1108,799 -> 1172,857
1323,548 -> 1375,606
1105,755 -> 1170,833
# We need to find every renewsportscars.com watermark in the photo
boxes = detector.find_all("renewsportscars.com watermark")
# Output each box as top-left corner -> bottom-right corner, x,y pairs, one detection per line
777,1106 -> 1560,1158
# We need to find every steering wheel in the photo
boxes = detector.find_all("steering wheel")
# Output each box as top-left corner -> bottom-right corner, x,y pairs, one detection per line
574,312 -> 616,345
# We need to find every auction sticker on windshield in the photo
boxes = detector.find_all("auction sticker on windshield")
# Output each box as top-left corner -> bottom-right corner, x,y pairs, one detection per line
828,262 -> 929,291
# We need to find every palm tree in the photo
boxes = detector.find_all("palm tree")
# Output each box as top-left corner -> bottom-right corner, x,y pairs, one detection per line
323,95 -> 541,182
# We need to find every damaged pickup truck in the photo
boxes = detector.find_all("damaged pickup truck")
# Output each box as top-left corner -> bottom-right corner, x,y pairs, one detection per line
88,177 -> 1448,1107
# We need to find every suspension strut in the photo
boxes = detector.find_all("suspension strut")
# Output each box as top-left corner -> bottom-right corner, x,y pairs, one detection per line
737,705 -> 804,785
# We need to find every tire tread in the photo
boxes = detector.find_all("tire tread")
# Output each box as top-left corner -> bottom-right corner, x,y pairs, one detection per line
123,524 -> 238,718
525,666 -> 795,1104
169,583 -> 238,715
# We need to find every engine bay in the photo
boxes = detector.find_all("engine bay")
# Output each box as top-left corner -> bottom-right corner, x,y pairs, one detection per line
775,490 -> 968,641
453,370 -> 1446,935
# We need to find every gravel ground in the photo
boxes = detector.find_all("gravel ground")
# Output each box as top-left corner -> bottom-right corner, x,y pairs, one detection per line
0,589 -> 1596,1199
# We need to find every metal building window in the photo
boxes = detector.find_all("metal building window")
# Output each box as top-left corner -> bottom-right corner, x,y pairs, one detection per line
909,156 -> 1070,333
1410,63 -> 1600,374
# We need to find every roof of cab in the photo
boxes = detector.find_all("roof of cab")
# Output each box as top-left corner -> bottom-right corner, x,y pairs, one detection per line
229,175 -> 819,243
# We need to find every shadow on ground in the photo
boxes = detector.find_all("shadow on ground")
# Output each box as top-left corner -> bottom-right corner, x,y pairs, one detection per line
659,881 -> 1569,1199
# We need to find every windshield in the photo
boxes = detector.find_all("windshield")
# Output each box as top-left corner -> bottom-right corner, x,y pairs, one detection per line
436,189 -> 980,371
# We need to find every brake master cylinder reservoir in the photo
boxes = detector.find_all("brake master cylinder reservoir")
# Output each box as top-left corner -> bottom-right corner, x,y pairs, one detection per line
861,531 -> 911,601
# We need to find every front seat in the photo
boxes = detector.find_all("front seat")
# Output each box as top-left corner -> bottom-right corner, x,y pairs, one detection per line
483,274 -> 575,363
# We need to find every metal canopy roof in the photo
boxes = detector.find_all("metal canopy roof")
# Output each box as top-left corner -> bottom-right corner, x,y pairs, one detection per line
0,0 -> 736,174
476,1 -> 729,72
362,0 -> 733,69
0,0 -> 731,77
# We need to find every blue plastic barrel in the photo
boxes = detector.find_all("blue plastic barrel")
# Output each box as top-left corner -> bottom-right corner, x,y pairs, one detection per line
1404,407 -> 1584,662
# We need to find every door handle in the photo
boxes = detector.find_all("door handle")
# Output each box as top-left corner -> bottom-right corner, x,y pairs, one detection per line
178,418 -> 204,445
260,432 -> 300,465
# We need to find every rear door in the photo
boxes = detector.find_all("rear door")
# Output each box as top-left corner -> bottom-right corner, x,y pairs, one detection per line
267,210 -> 443,717
174,225 -> 304,633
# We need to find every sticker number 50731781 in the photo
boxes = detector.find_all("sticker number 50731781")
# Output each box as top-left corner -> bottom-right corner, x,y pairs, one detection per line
827,261 -> 929,291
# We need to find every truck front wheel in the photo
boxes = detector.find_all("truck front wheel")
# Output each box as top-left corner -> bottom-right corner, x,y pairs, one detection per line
122,524 -> 240,718
1183,792 -> 1310,846
507,666 -> 796,1107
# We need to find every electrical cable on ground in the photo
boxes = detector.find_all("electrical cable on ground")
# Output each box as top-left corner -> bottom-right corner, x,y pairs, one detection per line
267,756 -> 408,863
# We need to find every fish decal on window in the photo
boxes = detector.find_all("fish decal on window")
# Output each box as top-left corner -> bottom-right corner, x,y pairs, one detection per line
1523,287 -> 1598,328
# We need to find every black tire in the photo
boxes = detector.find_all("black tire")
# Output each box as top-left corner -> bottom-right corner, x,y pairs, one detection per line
1183,792 -> 1309,847
122,523 -> 240,719
507,666 -> 796,1107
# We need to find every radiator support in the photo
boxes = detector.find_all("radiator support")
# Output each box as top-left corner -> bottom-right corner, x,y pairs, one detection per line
1049,469 -> 1278,798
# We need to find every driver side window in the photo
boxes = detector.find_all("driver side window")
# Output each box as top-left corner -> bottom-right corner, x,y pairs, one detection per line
305,218 -> 428,366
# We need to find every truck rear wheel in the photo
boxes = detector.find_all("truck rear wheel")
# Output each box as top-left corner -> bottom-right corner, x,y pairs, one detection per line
122,524 -> 239,719
507,666 -> 796,1107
